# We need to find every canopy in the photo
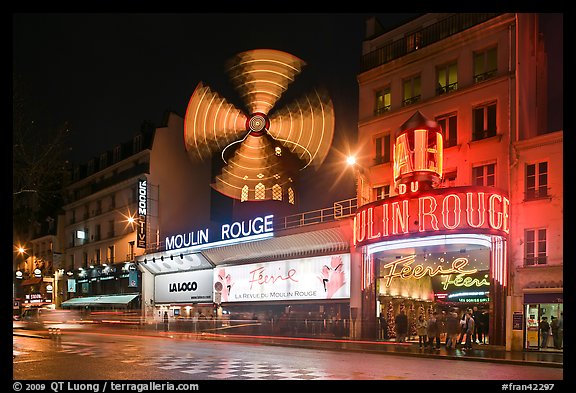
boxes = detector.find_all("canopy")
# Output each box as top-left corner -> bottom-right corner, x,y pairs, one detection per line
61,293 -> 139,308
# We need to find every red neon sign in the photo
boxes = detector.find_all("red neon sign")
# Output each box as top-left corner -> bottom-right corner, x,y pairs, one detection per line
354,186 -> 509,247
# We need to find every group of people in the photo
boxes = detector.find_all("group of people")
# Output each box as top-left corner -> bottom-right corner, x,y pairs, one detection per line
409,307 -> 487,352
539,312 -> 563,350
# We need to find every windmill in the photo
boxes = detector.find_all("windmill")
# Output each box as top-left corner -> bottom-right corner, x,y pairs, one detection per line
183,49 -> 335,205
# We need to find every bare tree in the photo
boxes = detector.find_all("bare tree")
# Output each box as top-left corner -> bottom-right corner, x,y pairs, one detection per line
13,73 -> 71,241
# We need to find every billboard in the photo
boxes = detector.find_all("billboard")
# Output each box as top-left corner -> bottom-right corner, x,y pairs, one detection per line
214,254 -> 350,303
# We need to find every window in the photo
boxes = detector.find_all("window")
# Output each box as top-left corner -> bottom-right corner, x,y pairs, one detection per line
525,162 -> 549,200
374,134 -> 391,164
241,185 -> 249,202
133,134 -> 142,153
94,249 -> 101,265
472,102 -> 497,140
113,145 -> 122,163
272,184 -> 282,201
255,183 -> 266,200
107,245 -> 115,264
374,185 -> 390,201
128,241 -> 135,261
439,170 -> 457,188
436,62 -> 458,95
375,87 -> 391,115
474,46 -> 497,83
525,228 -> 547,266
402,75 -> 421,106
406,30 -> 422,52
99,153 -> 108,169
472,163 -> 495,187
436,113 -> 458,148
288,187 -> 295,205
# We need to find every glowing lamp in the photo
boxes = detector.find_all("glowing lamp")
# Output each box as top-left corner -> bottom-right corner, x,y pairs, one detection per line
393,111 -> 443,191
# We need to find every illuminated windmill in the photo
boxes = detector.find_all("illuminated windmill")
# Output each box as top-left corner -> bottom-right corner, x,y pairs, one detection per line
184,49 -> 335,204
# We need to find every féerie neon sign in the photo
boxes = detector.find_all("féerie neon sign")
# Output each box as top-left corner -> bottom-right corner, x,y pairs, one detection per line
354,186 -> 509,247
381,254 -> 480,288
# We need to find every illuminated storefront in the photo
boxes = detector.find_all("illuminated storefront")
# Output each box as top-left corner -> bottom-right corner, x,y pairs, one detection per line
352,111 -> 509,344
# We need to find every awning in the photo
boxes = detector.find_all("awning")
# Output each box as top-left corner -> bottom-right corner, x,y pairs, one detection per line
61,293 -> 139,307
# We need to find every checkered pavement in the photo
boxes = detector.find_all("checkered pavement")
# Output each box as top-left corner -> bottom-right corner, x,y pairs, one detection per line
57,342 -> 358,380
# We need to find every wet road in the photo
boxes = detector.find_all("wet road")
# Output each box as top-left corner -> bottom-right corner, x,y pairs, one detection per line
13,329 -> 563,381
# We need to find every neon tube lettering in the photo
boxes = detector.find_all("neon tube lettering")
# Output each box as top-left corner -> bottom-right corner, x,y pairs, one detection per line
442,193 -> 461,229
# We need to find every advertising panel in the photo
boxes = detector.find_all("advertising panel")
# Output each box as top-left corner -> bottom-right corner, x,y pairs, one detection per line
214,254 -> 350,303
154,269 -> 213,304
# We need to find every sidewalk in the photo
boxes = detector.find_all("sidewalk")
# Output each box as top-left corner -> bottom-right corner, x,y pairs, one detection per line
14,326 -> 563,368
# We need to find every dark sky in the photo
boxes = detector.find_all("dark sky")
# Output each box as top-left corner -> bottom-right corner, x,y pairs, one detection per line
12,13 -> 421,209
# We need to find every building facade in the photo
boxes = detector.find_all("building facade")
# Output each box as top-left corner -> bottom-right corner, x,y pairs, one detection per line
354,13 -> 562,350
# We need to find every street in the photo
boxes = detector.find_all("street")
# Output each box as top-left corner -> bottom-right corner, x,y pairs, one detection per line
13,327 -> 563,382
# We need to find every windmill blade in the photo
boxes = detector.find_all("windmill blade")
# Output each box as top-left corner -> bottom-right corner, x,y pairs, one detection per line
212,133 -> 300,202
184,82 -> 248,161
268,88 -> 335,170
227,49 -> 306,116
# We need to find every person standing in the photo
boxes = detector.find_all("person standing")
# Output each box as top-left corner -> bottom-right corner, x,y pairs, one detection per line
557,312 -> 563,349
163,311 -> 169,332
456,312 -> 467,348
426,312 -> 440,350
445,311 -> 460,349
464,310 -> 475,350
416,314 -> 428,349
394,309 -> 408,343
539,316 -> 550,349
379,314 -> 388,340
550,316 -> 559,349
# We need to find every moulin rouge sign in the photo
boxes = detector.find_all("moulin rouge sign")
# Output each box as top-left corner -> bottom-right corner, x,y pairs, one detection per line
354,111 -> 509,247
354,186 -> 510,247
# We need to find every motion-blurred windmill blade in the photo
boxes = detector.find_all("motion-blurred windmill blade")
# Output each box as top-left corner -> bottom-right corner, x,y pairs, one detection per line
268,88 -> 335,170
212,133 -> 300,202
227,49 -> 306,115
184,82 -> 248,161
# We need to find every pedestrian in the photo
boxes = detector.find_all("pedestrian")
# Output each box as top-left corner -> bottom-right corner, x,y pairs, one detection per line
426,312 -> 440,350
550,316 -> 559,349
464,310 -> 475,350
456,312 -> 467,348
416,314 -> 428,349
163,311 -> 169,332
557,312 -> 563,349
539,316 -> 550,349
445,311 -> 460,349
379,314 -> 388,340
394,309 -> 408,343
472,306 -> 482,343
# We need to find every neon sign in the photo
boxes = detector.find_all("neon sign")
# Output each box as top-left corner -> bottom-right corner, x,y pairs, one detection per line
381,254 -> 478,288
354,186 -> 509,247
165,214 -> 274,251
137,179 -> 147,248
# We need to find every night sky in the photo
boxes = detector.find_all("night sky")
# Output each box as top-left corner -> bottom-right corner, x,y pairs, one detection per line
13,13 -> 421,210
13,13 -> 562,211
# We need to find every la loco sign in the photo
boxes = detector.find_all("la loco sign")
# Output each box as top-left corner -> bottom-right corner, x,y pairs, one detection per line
354,186 -> 509,247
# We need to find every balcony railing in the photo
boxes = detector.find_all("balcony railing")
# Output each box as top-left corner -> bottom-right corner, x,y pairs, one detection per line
361,13 -> 502,73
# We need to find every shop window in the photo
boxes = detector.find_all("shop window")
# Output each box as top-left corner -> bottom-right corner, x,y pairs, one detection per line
472,102 -> 497,140
272,184 -> 282,201
525,162 -> 549,200
472,163 -> 495,187
436,113 -> 458,148
374,134 -> 391,165
402,75 -> 421,106
525,228 -> 547,266
241,185 -> 249,202
436,62 -> 458,95
439,170 -> 457,188
474,46 -> 497,83
375,87 -> 391,115
255,183 -> 266,200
